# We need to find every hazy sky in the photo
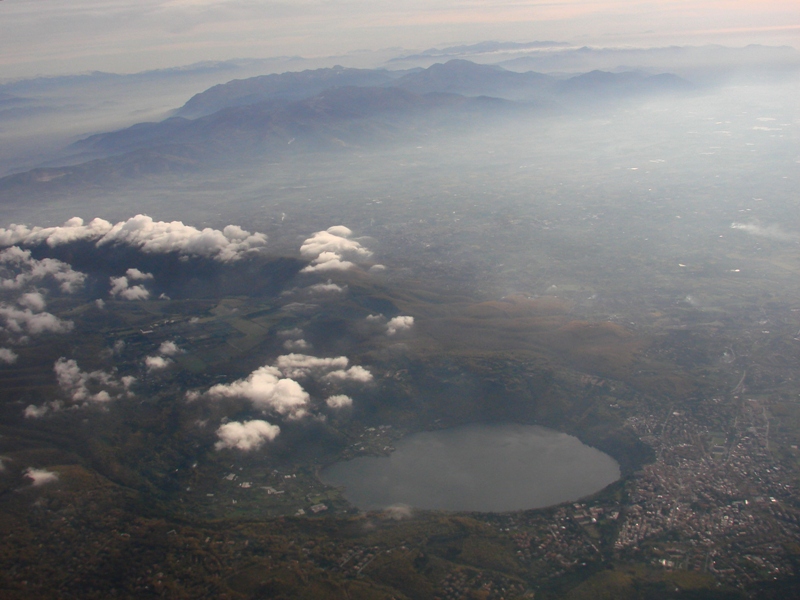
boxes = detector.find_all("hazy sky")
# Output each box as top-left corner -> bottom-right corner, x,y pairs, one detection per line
1,0 -> 799,78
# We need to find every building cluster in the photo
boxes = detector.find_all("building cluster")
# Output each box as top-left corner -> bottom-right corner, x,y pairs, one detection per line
470,392 -> 799,595
437,569 -> 529,600
334,545 -> 382,577
614,396 -> 799,588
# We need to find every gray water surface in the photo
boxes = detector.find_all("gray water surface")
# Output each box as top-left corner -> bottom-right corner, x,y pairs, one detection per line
321,423 -> 620,512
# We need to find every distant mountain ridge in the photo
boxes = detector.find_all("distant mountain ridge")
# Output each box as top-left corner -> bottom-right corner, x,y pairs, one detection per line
76,85 -> 507,159
498,44 -> 800,82
78,62 -> 690,160
0,60 -> 694,194
389,59 -> 556,99
0,85 -> 514,193
174,59 -> 692,119
391,40 -> 572,62
177,66 -> 402,119
556,70 -> 694,96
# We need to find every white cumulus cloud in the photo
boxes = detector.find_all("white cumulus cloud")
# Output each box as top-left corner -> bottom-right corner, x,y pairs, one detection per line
386,315 -> 414,336
0,305 -> 72,336
109,275 -> 150,300
0,347 -> 18,364
301,252 -> 355,273
98,216 -> 268,262
206,365 -> 310,419
322,365 -> 374,383
215,419 -> 280,451
326,394 -> 353,409
0,251 -> 78,337
25,467 -> 59,487
0,246 -> 86,293
299,226 -> 372,274
300,226 -> 372,260
201,353 -> 372,420
0,215 -> 268,262
18,292 -> 46,312
307,280 -> 345,294
24,404 -> 50,418
283,338 -> 311,351
0,217 -> 113,248
275,353 -> 349,379
55,358 -> 114,403
158,340 -> 182,356
125,268 -> 153,280
31,358 -> 137,415
276,353 -> 373,383
145,355 -> 172,372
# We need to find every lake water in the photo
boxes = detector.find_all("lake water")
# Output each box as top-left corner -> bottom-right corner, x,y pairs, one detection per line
321,423 -> 620,512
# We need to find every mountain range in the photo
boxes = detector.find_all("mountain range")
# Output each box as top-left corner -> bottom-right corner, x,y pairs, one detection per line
177,59 -> 692,118
0,60 -> 694,193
